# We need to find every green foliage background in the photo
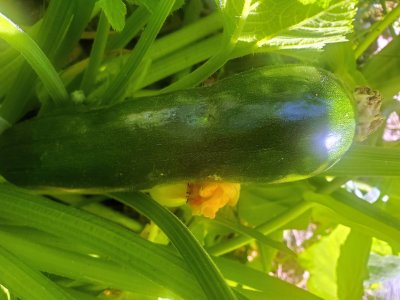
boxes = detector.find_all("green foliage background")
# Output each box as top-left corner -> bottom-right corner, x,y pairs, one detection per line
0,0 -> 399,299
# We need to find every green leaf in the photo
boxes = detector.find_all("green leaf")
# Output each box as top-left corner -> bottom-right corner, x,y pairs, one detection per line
160,0 -> 356,93
325,144 -> 400,177
112,192 -> 237,300
317,43 -> 369,88
80,12 -> 110,94
208,201 -> 314,256
0,227 -> 174,298
336,229 -> 371,300
371,238 -> 394,256
362,35 -> 400,100
107,6 -> 150,50
136,0 -> 185,12
100,0 -> 175,103
0,12 -> 68,106
300,225 -> 350,300
371,178 -> 400,221
158,0 -> 253,92
224,0 -> 357,51
354,4 -> 400,60
0,0 -> 96,128
0,184 -> 204,300
97,0 -> 126,31
0,244 -> 75,300
215,257 -> 323,300
238,182 -> 313,226
62,289 -> 98,300
216,0 -> 256,41
305,191 -> 400,247
211,217 -> 295,256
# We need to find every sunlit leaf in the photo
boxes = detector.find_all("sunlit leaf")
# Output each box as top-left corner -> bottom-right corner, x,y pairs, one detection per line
0,12 -> 68,108
97,0 -> 126,31
0,184 -> 204,300
216,257 -> 323,300
239,182 -> 312,226
306,190 -> 400,247
300,225 -> 350,300
336,229 -> 371,300
0,245 -> 75,300
218,0 -> 356,50
371,238 -> 394,256
211,217 -> 294,255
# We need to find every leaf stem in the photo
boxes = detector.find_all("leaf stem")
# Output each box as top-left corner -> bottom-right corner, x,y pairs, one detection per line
0,0 -> 95,131
208,201 -> 314,256
159,1 -> 252,92
0,14 -> 69,103
107,5 -> 150,50
379,0 -> 397,37
133,34 -> 222,92
354,4 -> 400,59
0,12 -> 69,132
305,190 -> 400,247
0,228 -> 163,297
149,12 -> 222,61
80,12 -> 110,95
0,244 -> 75,300
324,144 -> 400,177
316,177 -> 350,194
0,184 -> 203,300
172,0 -> 204,81
101,0 -> 175,103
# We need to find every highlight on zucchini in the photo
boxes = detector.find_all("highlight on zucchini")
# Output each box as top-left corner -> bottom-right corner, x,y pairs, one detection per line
0,65 -> 383,217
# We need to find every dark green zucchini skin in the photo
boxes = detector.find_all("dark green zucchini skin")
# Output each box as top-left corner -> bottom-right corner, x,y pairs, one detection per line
0,65 -> 355,193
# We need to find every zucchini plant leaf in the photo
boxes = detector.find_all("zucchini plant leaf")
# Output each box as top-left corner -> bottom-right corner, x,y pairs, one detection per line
377,178 -> 400,220
258,0 -> 357,49
0,184 -> 204,300
97,0 -> 126,31
215,257 -> 323,300
211,217 -> 295,255
325,144 -> 400,177
208,201 -> 314,256
0,228 -> 174,298
0,244 -> 75,300
238,182 -> 312,226
223,0 -> 357,52
299,225 -> 350,300
112,192 -> 237,300
100,0 -> 175,103
162,0 -> 357,92
0,0 -> 95,129
0,12 -> 68,108
159,0 -> 253,92
336,229 -> 371,300
305,191 -> 400,247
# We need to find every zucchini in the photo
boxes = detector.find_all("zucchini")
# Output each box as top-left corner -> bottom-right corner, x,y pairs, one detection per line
0,65 -> 356,193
